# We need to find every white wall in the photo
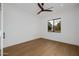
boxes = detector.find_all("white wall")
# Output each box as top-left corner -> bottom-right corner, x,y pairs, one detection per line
41,4 -> 79,46
0,3 -> 1,49
3,3 -> 79,48
3,3 -> 41,48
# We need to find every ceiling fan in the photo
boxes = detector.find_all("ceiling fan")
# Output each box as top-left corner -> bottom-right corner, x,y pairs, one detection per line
37,3 -> 53,15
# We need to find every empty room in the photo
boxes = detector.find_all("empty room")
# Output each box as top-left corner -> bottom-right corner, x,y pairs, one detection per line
3,3 -> 79,56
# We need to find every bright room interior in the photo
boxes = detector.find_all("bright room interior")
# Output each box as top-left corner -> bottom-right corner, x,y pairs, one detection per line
2,3 -> 79,56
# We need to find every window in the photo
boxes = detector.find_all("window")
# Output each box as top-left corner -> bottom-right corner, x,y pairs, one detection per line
48,18 -> 61,33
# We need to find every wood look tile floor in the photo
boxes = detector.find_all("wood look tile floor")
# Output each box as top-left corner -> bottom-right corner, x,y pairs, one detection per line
3,38 -> 79,56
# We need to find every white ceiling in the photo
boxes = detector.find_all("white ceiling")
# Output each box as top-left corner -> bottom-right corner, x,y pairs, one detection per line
4,3 -> 79,18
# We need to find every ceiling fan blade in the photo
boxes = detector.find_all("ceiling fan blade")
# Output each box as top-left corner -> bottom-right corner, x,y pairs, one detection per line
37,3 -> 43,10
44,9 -> 53,12
37,11 -> 42,15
